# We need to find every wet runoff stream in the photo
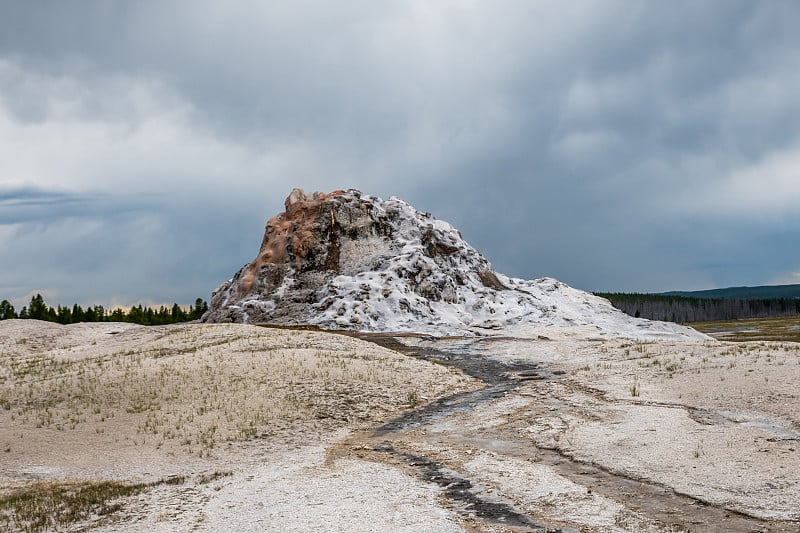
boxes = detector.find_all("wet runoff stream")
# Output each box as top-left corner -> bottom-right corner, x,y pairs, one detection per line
351,333 -> 797,533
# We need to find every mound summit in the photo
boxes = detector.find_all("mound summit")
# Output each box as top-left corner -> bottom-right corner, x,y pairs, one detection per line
204,188 -> 703,339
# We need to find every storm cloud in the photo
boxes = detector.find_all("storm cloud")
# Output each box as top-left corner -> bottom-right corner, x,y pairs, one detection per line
2,1 -> 800,307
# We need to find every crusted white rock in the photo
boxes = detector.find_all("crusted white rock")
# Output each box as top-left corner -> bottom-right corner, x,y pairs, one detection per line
204,189 -> 706,340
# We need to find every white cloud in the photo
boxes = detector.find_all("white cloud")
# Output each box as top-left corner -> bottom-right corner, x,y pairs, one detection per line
771,271 -> 800,285
682,146 -> 800,218
0,59 -> 327,203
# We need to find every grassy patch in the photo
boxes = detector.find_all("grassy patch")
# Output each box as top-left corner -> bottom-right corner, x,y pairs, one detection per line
0,477 -> 182,532
690,316 -> 800,342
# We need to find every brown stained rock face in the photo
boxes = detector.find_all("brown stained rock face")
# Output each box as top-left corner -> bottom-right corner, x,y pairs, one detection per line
237,189 -> 345,297
421,228 -> 460,258
478,270 -> 509,290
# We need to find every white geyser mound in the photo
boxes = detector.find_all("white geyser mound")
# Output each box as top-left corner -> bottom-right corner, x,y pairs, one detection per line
204,189 -> 707,341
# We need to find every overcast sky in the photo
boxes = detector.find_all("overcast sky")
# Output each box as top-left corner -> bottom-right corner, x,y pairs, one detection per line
2,1 -> 800,308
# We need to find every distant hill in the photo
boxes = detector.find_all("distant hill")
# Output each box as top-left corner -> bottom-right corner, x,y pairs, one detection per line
662,284 -> 800,300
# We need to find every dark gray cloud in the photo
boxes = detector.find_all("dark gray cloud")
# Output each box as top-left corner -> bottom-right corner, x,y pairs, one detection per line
0,188 -> 263,308
1,1 -> 800,307
0,186 -> 134,224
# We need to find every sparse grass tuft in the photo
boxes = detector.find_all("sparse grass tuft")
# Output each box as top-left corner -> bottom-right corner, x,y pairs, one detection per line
406,390 -> 420,406
630,378 -> 640,397
196,471 -> 232,485
693,441 -> 704,459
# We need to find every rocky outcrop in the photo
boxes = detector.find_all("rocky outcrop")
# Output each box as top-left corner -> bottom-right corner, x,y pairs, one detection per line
205,188 -> 490,324
204,188 -> 707,340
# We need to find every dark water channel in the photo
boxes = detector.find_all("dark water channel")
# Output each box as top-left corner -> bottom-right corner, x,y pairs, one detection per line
353,333 -> 799,533
373,442 -> 566,533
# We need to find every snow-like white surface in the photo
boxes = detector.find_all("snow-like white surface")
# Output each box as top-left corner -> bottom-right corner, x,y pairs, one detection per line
198,447 -> 464,533
208,190 -> 707,341
305,193 -> 706,341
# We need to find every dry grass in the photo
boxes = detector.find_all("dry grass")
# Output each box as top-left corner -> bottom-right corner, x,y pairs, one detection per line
0,321 -> 473,531
0,477 -> 182,533
0,323 -> 469,457
690,315 -> 800,342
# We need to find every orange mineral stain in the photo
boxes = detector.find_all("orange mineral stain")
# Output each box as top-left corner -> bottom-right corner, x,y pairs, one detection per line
237,189 -> 344,297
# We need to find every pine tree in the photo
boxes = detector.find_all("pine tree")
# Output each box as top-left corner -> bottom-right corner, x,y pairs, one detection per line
191,298 -> 209,320
0,300 -> 17,320
28,294 -> 47,320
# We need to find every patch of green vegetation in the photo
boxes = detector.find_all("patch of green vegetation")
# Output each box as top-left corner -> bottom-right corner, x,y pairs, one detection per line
0,476 -> 184,532
690,316 -> 800,342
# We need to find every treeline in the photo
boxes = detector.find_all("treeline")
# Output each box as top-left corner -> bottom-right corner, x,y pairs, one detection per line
0,294 -> 208,326
595,292 -> 800,323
